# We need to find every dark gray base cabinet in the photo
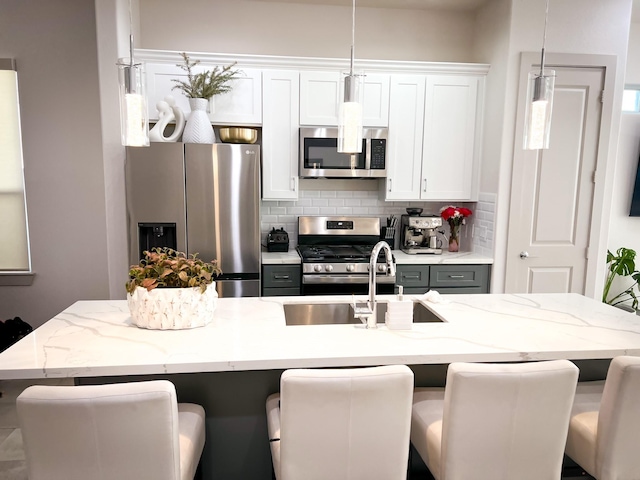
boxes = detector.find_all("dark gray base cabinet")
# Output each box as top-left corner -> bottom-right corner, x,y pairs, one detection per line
262,265 -> 301,296
395,264 -> 491,294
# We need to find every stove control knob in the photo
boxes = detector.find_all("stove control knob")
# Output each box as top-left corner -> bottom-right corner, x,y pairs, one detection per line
347,264 -> 355,272
377,264 -> 386,272
325,265 -> 333,272
314,264 -> 322,272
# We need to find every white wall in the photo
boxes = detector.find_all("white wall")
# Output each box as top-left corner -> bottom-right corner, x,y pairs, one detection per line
0,0 -> 111,327
139,0 -> 477,62
625,20 -> 640,84
473,0 -> 511,193
607,18 -> 640,299
490,0 -> 632,295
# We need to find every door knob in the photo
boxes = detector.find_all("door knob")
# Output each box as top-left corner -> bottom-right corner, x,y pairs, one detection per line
519,251 -> 529,259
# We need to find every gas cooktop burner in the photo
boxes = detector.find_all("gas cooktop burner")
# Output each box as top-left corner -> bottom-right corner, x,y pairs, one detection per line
297,244 -> 385,262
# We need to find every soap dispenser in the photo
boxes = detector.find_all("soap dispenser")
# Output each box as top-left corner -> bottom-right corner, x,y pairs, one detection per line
385,286 -> 413,330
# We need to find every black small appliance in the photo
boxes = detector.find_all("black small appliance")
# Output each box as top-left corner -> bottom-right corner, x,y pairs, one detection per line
267,227 -> 289,252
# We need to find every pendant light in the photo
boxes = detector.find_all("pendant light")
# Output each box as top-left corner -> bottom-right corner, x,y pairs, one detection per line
117,0 -> 149,147
337,0 -> 363,154
523,0 -> 555,150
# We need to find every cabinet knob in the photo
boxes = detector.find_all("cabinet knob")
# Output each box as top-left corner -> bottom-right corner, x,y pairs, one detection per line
519,251 -> 529,259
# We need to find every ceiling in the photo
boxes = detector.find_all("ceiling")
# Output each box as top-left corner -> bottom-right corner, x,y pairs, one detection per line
250,0 -> 492,11
251,0 -> 640,21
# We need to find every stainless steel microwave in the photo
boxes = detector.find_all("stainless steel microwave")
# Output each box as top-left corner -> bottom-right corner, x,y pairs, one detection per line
299,127 -> 388,178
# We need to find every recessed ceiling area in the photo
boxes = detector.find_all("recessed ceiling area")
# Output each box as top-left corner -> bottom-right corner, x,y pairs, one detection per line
249,0 -> 492,11
250,0 -> 640,21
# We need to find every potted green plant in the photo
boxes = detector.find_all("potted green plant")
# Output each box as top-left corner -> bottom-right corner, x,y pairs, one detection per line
602,247 -> 640,312
126,247 -> 221,330
172,52 -> 241,144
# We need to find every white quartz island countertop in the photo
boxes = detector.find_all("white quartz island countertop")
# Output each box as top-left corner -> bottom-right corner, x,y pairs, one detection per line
1,293 -> 639,380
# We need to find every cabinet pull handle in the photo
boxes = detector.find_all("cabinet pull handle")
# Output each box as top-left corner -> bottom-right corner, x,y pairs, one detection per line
274,275 -> 290,280
291,177 -> 297,192
448,275 -> 465,279
423,178 -> 427,192
388,178 -> 392,192
404,275 -> 421,279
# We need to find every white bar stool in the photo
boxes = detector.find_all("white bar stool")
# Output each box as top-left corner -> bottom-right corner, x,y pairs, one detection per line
266,365 -> 414,480
17,380 -> 205,480
565,355 -> 640,480
411,360 -> 579,480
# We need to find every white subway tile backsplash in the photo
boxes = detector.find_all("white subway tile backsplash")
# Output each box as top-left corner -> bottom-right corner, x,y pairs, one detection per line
260,189 -> 488,251
336,191 -> 354,198
351,207 -> 370,215
319,207 -> 337,215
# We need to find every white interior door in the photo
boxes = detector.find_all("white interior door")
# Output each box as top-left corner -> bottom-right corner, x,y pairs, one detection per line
505,64 -> 604,293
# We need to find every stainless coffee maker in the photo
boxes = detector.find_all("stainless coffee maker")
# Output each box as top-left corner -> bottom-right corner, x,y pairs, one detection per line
400,213 -> 443,254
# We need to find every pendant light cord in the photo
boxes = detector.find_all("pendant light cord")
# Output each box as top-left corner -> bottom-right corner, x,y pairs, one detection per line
350,0 -> 356,76
129,0 -> 135,68
539,0 -> 549,76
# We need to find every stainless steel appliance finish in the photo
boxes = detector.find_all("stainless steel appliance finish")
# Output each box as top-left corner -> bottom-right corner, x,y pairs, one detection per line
125,142 -> 187,259
185,143 -> 261,296
400,214 -> 444,255
299,127 -> 387,178
283,301 -> 443,326
126,143 -> 261,297
296,216 -> 396,295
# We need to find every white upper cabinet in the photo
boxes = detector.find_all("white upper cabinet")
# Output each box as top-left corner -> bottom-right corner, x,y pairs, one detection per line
421,75 -> 480,200
262,70 -> 300,200
362,74 -> 390,127
299,71 -> 340,125
385,75 -> 426,200
299,70 -> 390,127
145,62 -> 262,125
209,68 -> 262,125
385,73 -> 483,201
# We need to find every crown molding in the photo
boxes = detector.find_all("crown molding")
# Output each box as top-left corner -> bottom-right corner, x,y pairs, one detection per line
136,49 -> 490,75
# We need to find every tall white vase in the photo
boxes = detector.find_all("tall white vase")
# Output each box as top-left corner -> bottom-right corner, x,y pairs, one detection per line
182,98 -> 215,144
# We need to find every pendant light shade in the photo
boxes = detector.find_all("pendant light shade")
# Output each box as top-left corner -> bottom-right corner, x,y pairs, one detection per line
523,0 -> 554,150
523,69 -> 555,150
118,53 -> 149,147
337,0 -> 363,154
117,0 -> 149,148
338,74 -> 363,153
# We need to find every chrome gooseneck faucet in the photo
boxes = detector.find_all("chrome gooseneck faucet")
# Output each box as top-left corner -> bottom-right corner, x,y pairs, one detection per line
353,241 -> 396,329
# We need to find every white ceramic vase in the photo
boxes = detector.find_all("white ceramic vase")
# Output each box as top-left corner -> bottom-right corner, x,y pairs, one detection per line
182,98 -> 215,144
127,283 -> 218,330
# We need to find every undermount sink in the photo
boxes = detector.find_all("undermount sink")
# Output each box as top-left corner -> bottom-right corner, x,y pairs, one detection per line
283,301 -> 443,326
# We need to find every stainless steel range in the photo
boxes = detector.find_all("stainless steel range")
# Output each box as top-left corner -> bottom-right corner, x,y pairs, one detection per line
296,216 -> 396,295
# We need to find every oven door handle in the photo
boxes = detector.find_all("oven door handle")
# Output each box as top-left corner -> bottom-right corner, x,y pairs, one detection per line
303,275 -> 396,285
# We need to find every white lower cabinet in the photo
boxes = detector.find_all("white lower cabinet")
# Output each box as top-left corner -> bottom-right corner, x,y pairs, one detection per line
262,70 -> 300,200
385,74 -> 482,201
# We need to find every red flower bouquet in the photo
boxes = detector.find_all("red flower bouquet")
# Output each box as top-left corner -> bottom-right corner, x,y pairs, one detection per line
439,206 -> 472,252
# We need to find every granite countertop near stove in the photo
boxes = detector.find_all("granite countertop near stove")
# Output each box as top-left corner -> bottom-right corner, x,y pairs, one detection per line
262,250 -> 493,265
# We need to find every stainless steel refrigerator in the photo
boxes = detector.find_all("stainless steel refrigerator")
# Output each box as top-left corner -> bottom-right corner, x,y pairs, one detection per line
125,142 -> 261,297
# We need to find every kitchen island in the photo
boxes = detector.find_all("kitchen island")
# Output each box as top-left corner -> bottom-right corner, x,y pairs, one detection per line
1,293 -> 638,479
